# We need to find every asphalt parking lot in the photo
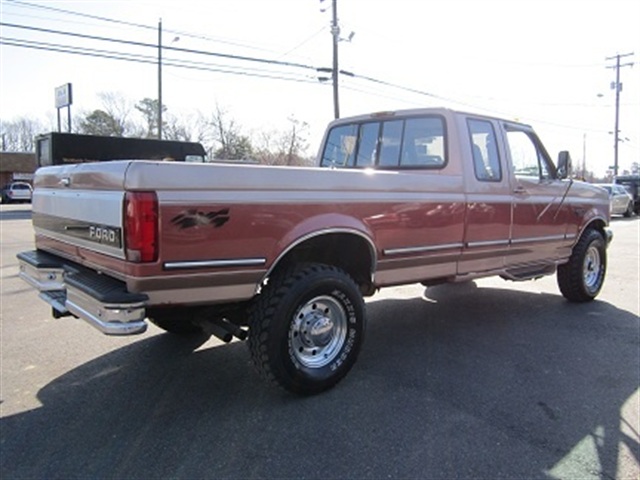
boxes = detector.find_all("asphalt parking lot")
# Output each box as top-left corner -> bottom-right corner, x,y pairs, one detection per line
1,204 -> 638,480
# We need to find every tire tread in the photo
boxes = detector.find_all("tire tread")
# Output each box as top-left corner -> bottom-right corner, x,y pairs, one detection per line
248,263 -> 362,393
557,229 -> 606,303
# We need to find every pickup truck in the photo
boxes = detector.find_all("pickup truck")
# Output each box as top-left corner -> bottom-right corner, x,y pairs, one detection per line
18,108 -> 612,395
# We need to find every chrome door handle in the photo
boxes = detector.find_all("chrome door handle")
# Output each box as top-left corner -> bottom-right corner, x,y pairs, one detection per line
513,186 -> 527,195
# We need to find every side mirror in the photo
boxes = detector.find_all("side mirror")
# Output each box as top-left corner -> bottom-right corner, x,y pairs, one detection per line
557,151 -> 572,179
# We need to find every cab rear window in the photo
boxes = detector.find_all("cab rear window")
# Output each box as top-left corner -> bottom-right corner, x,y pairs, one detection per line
321,116 -> 447,170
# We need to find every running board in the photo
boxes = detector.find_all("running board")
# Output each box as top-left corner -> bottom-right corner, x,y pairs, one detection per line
500,264 -> 556,282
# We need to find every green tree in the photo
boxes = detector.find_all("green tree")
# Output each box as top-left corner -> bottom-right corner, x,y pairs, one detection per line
76,91 -> 140,137
135,98 -> 166,139
77,110 -> 125,136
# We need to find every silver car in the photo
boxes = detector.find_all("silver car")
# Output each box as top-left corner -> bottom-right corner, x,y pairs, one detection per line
599,183 -> 634,217
1,182 -> 33,204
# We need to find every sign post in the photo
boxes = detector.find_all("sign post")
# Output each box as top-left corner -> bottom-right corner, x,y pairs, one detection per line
55,83 -> 73,132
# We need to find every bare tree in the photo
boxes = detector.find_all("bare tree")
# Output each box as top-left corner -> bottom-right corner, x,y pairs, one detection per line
208,104 -> 253,160
252,129 -> 279,165
280,116 -> 310,166
252,116 -> 311,166
99,92 -> 137,135
0,116 -> 47,152
77,91 -> 141,137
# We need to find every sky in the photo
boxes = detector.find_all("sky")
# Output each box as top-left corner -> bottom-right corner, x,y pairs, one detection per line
0,0 -> 639,176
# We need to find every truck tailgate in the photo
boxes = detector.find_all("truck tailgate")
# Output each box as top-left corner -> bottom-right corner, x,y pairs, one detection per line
31,161 -> 131,259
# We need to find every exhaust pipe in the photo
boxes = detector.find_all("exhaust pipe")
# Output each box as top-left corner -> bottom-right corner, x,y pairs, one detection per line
217,318 -> 248,341
200,319 -> 233,343
200,317 -> 248,343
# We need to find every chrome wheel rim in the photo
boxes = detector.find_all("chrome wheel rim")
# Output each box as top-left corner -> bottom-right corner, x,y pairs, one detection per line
290,295 -> 347,368
583,245 -> 601,292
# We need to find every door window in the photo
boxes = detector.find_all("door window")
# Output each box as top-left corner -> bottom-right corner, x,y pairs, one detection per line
506,130 -> 552,179
467,119 -> 502,181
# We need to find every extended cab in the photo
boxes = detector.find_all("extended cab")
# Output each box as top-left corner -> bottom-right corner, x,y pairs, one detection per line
18,108 -> 612,394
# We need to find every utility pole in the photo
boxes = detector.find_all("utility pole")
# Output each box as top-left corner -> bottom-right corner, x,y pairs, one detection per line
606,52 -> 634,177
331,0 -> 340,119
158,18 -> 163,140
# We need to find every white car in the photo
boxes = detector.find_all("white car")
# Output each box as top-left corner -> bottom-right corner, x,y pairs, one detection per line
1,182 -> 33,204
599,183 -> 634,217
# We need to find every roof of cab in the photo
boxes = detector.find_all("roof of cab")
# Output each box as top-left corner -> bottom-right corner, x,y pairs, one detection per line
327,107 -> 532,130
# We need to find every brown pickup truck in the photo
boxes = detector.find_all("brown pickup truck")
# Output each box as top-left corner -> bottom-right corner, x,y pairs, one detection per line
18,108 -> 612,395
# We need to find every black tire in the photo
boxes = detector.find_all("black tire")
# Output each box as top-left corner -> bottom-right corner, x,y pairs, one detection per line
148,311 -> 203,334
623,202 -> 633,218
248,263 -> 366,395
557,229 -> 607,302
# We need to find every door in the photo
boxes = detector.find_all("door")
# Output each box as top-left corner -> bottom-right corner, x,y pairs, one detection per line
504,126 -> 571,266
458,117 -> 512,275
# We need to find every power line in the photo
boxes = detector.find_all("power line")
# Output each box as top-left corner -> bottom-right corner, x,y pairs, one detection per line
0,37 -> 319,84
4,0 -> 290,55
5,0 -> 155,30
2,31 -> 621,136
2,17 -> 635,139
0,22 -> 318,71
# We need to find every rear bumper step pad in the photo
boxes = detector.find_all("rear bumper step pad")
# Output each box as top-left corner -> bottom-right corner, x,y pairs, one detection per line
17,250 -> 148,335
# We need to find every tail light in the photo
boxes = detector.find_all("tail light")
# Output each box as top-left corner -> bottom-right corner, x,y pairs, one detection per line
124,191 -> 158,263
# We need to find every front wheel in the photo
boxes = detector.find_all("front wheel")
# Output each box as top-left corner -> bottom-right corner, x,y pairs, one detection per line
623,202 -> 634,218
248,264 -> 366,395
557,229 -> 607,302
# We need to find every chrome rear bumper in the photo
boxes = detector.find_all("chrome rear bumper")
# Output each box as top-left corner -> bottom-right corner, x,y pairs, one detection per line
17,250 -> 148,336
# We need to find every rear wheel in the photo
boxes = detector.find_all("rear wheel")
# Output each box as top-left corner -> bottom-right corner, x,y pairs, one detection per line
557,229 -> 607,302
623,202 -> 634,217
248,263 -> 366,395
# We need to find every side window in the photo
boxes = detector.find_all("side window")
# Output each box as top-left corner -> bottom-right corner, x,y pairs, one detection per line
321,115 -> 447,169
321,124 -> 358,167
467,119 -> 502,181
355,122 -> 380,167
400,117 -> 446,168
506,130 -> 552,179
378,120 -> 403,167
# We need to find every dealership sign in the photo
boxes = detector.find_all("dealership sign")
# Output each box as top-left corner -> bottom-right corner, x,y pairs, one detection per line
55,83 -> 73,108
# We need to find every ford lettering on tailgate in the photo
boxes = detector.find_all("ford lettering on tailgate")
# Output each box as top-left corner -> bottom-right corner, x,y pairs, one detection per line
32,213 -> 123,248
64,222 -> 122,247
87,225 -> 121,247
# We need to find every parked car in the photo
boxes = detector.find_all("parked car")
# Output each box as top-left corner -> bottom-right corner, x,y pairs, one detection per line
598,183 -> 634,217
615,175 -> 640,214
1,182 -> 33,204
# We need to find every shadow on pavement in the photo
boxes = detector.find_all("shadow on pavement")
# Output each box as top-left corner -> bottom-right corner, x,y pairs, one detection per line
1,284 -> 638,479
